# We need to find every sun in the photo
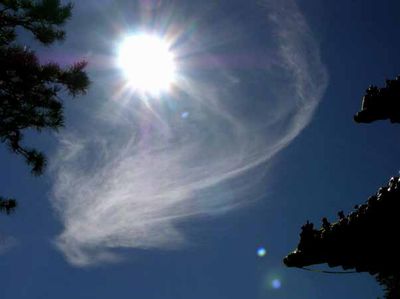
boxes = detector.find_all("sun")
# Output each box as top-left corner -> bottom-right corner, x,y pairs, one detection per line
117,34 -> 176,95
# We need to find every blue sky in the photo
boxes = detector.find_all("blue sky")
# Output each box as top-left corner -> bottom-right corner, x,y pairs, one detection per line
2,0 -> 400,298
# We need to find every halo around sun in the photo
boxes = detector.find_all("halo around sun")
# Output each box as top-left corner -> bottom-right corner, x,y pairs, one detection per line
117,34 -> 176,95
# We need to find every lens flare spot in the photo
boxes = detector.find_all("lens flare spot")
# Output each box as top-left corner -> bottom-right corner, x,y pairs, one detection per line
257,247 -> 267,257
271,279 -> 281,289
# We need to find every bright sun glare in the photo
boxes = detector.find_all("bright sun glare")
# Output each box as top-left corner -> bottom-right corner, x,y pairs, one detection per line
117,34 -> 176,94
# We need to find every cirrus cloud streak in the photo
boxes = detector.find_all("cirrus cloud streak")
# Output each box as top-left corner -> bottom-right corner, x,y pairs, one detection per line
51,0 -> 328,266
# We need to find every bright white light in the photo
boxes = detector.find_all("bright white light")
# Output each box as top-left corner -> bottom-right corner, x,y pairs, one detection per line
117,34 -> 176,94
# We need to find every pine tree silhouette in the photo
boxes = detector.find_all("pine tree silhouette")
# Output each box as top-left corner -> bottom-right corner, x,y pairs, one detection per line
0,0 -> 90,212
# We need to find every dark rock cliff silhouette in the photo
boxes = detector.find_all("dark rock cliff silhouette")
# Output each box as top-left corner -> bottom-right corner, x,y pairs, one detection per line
354,77 -> 400,123
284,76 -> 400,299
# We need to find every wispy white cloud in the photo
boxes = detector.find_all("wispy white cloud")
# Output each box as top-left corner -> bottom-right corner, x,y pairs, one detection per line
50,0 -> 328,266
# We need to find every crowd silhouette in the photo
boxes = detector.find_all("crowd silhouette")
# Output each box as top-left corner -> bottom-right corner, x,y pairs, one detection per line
285,76 -> 400,298
284,175 -> 400,276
